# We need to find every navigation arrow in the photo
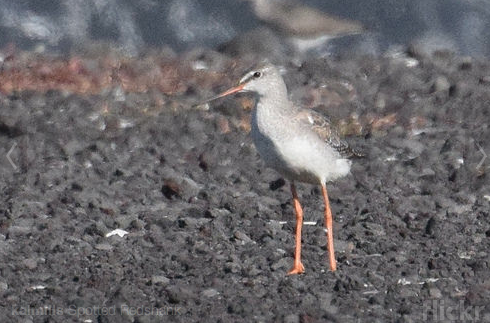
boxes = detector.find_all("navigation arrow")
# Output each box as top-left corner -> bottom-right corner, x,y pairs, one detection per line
6,141 -> 17,170
476,142 -> 487,170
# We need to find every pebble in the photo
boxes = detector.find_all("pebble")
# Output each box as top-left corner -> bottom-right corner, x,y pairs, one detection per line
22,258 -> 37,270
271,258 -> 290,271
429,287 -> 442,299
0,282 -> 8,291
94,243 -> 113,251
151,276 -> 170,285
234,230 -> 254,244
224,261 -> 242,274
8,226 -> 32,237
480,76 -> 490,85
433,75 -> 450,93
284,314 -> 300,323
115,214 -> 138,229
161,172 -> 202,201
201,288 -> 219,298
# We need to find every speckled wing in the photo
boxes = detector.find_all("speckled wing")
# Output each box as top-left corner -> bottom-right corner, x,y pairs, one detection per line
295,109 -> 363,158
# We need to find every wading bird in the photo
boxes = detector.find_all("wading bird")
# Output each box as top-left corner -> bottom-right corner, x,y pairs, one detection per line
204,63 -> 362,274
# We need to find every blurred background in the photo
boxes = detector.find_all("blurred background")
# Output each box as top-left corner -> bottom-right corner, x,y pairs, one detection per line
1,0 -> 489,58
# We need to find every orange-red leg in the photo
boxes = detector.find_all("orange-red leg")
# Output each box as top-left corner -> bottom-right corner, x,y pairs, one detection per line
287,182 -> 305,275
321,183 -> 337,271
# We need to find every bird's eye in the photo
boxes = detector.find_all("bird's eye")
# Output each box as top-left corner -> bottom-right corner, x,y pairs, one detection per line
253,71 -> 262,78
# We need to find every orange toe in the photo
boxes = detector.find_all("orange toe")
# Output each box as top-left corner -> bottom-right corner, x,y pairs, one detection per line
287,263 -> 305,275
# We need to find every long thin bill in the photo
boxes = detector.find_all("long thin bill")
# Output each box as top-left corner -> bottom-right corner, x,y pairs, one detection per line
202,83 -> 245,103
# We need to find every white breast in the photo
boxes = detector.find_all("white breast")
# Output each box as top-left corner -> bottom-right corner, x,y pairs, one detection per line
251,102 -> 351,184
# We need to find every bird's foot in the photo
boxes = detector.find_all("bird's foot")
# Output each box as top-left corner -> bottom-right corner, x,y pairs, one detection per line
287,262 -> 305,275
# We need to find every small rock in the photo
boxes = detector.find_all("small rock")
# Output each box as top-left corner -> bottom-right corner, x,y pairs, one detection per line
425,217 -> 436,235
266,221 -> 284,237
449,203 -> 472,215
224,261 -> 242,274
95,243 -> 113,251
149,202 -> 167,212
432,75 -> 450,93
161,180 -> 181,199
179,217 -> 211,228
8,225 -> 32,236
166,285 -> 193,304
22,258 -> 37,270
216,116 -> 230,134
284,314 -> 300,323
363,222 -> 386,236
112,86 -> 126,102
271,258 -> 290,271
130,219 -> 145,229
429,287 -> 442,299
161,171 -> 202,201
479,76 -> 490,85
151,276 -> 170,285
374,93 -> 386,111
63,140 -> 84,156
84,221 -> 108,236
198,152 -> 210,171
115,214 -> 138,229
419,168 -> 435,178
207,208 -> 231,218
201,288 -> 219,298
234,231 -> 253,244
71,182 -> 83,191
452,80 -> 472,97
318,292 -> 337,313
332,239 -> 353,253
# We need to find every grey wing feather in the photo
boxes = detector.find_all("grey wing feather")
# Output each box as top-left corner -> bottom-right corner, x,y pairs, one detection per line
297,109 -> 364,158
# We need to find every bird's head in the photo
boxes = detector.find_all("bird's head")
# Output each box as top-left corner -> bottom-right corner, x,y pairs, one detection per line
204,63 -> 285,102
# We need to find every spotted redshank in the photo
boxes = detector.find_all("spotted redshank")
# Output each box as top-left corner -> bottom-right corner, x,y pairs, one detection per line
204,63 -> 361,274
246,0 -> 364,53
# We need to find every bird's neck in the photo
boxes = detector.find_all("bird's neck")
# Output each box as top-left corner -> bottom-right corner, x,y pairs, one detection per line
253,84 -> 294,135
256,83 -> 290,113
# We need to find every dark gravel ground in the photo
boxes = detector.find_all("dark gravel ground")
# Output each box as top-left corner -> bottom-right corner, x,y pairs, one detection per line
1,49 -> 490,323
